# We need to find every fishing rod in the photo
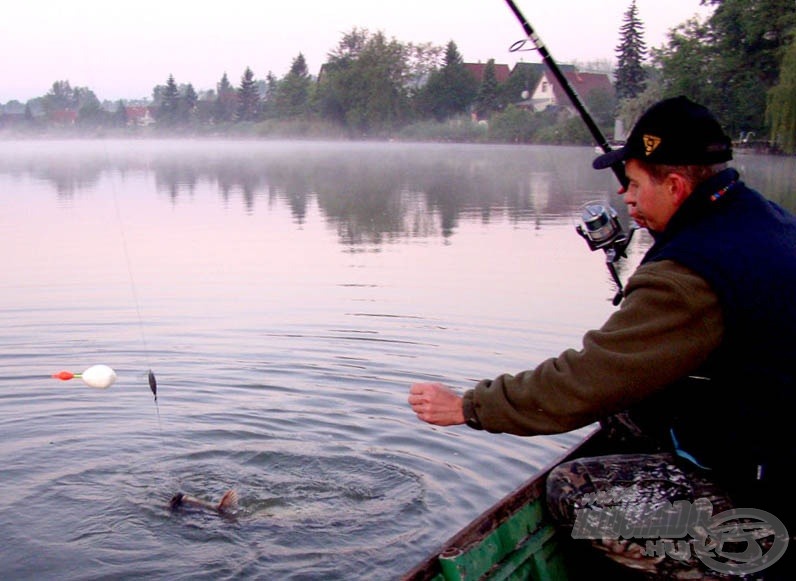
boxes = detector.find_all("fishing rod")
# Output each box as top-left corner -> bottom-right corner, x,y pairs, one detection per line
502,0 -> 633,305
503,0 -> 628,190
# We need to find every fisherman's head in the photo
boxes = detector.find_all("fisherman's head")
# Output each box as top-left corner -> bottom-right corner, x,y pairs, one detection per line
592,96 -> 732,232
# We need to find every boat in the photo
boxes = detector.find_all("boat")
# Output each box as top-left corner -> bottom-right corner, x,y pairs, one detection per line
401,427 -> 637,581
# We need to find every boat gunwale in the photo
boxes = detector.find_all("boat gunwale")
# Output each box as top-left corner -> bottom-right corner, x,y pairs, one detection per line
402,426 -> 604,580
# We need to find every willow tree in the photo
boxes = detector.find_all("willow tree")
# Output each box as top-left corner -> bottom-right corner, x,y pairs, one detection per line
767,39 -> 796,153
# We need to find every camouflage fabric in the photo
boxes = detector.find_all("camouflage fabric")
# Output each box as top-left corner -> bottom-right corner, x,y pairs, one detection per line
544,413 -> 786,579
547,451 -> 738,579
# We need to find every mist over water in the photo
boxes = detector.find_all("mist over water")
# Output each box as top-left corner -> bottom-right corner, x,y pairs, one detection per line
0,140 -> 792,579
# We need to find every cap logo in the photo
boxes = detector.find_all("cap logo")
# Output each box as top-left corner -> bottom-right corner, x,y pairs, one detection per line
643,134 -> 662,156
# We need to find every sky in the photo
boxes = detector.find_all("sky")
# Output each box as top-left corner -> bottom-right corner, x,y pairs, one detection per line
0,0 -> 713,103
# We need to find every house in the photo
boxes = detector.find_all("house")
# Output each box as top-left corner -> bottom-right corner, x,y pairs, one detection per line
125,105 -> 156,127
463,62 -> 511,85
529,69 -> 613,113
49,109 -> 78,125
509,62 -> 575,97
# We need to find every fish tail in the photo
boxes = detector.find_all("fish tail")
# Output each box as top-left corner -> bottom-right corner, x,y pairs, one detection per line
217,489 -> 238,512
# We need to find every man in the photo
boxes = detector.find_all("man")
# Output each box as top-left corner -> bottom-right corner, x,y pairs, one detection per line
408,96 -> 796,577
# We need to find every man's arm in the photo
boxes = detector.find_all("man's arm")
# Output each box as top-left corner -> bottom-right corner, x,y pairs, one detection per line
411,261 -> 723,434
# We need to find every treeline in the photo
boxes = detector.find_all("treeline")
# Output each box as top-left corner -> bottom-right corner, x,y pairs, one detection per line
0,28 -> 611,144
2,0 -> 795,151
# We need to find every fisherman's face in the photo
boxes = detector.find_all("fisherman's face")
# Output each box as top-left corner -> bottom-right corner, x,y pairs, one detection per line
622,159 -> 680,232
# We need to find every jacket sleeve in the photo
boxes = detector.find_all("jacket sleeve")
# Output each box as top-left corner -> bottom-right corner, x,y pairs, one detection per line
462,260 -> 723,435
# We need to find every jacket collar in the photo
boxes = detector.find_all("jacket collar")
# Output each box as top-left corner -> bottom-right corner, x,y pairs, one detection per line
649,168 -> 740,244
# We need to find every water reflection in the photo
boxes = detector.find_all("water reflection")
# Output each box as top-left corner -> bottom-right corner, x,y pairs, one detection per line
734,151 -> 796,209
0,141 -> 620,243
1,140 -> 792,248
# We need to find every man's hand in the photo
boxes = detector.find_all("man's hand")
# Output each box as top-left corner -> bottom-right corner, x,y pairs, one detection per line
408,382 -> 465,426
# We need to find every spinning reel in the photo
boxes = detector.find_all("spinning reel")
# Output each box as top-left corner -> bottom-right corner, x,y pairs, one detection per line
576,202 -> 636,306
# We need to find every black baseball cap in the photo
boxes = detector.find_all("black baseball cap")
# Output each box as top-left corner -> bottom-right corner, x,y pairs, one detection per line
593,96 -> 732,170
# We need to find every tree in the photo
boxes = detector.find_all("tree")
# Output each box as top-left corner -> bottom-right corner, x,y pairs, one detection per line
403,41 -> 443,94
180,83 -> 198,124
487,104 -> 540,143
616,73 -> 664,136
704,0 -> 795,86
417,41 -> 478,121
236,67 -> 260,122
76,90 -> 103,127
767,38 -> 796,153
657,0 -> 796,136
42,80 -> 77,112
474,59 -> 500,119
705,0 -> 795,135
653,18 -> 719,104
585,86 -> 618,134
214,73 -> 237,123
317,29 -> 415,134
273,53 -> 312,118
316,28 -> 370,126
113,99 -> 128,127
614,0 -> 648,100
158,74 -> 180,126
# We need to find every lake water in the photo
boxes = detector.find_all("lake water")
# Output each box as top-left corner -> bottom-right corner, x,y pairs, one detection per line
0,140 -> 793,580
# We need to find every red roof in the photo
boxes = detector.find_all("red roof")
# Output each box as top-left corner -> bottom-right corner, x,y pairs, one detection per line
125,105 -> 154,121
549,71 -> 613,102
49,109 -> 78,124
464,62 -> 511,84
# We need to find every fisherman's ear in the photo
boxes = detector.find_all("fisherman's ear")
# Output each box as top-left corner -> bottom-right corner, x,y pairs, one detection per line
666,172 -> 691,205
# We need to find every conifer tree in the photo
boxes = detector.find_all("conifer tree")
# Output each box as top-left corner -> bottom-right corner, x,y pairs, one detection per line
214,73 -> 237,123
262,71 -> 279,118
180,83 -> 198,124
615,0 -> 647,100
159,74 -> 180,126
236,67 -> 260,122
419,41 -> 477,121
474,59 -> 500,119
114,99 -> 127,127
274,53 -> 311,118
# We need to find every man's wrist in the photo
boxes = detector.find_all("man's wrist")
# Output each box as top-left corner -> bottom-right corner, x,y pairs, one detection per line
462,391 -> 483,430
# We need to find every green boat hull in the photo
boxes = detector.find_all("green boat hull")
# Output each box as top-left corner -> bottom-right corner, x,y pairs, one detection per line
403,429 -> 628,581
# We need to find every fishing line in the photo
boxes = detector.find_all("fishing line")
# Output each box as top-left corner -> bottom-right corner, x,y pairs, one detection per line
107,166 -> 162,428
72,33 -> 161,417
104,156 -> 188,497
74,38 -> 183,503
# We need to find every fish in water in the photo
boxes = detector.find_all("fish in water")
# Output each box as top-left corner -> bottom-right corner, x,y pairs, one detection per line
169,489 -> 238,515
